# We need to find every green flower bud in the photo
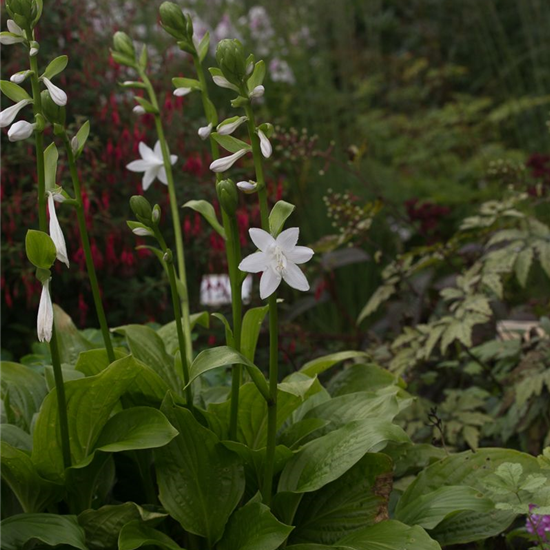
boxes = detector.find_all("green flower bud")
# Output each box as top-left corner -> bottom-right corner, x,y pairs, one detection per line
216,179 -> 238,216
34,113 -> 45,133
113,31 -> 135,59
152,204 -> 161,224
159,2 -> 188,41
6,0 -> 37,28
216,39 -> 247,87
41,90 -> 65,126
130,195 -> 153,224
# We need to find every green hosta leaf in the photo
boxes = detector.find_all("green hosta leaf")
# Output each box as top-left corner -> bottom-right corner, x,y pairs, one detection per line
53,305 -> 99,365
212,313 -> 235,347
218,500 -> 294,550
0,361 -> 47,431
279,418 -> 328,449
0,424 -> 32,451
327,363 -> 403,396
0,513 -> 87,550
247,60 -> 266,91
241,304 -> 269,362
78,503 -> 167,550
73,120 -> 90,159
155,396 -> 245,546
395,485 -> 494,530
291,453 -> 393,545
25,229 -> 57,269
158,312 -> 210,355
212,133 -> 251,154
1,442 -> 63,513
300,351 -> 368,377
515,247 -> 534,287
32,355 -> 139,481
183,199 -> 226,239
44,142 -> 58,191
269,200 -> 296,236
0,80 -> 32,102
41,55 -> 68,80
279,419 -> 409,493
119,520 -> 184,550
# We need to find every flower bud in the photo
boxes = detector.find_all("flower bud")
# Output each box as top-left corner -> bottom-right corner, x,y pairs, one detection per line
130,195 -> 153,223
152,204 -> 161,224
41,90 -> 65,126
159,2 -> 188,41
8,119 -> 35,141
6,0 -> 38,28
216,179 -> 239,216
113,31 -> 135,59
216,39 -> 247,87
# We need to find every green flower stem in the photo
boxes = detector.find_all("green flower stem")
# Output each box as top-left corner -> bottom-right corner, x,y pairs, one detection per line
243,101 -> 278,505
193,54 -> 244,440
27,41 -> 71,469
61,135 -> 115,363
139,71 -> 194,372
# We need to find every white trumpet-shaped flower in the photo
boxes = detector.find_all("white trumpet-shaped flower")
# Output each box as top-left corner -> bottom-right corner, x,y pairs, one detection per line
126,141 -> 177,191
10,70 -> 31,84
37,279 -> 54,343
209,148 -> 249,173
47,192 -> 70,268
42,77 -> 67,107
250,85 -> 265,99
258,129 -> 272,158
236,180 -> 258,193
173,87 -> 192,96
8,120 -> 35,141
212,75 -> 239,92
0,98 -> 31,128
217,116 -> 247,136
198,123 -> 213,140
239,227 -> 314,299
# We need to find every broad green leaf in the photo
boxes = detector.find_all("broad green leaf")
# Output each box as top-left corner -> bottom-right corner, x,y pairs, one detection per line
44,142 -> 58,191
300,351 -> 368,377
279,418 -> 328,449
218,500 -> 294,550
0,513 -> 87,550
247,60 -> 266,91
32,355 -> 139,481
0,442 -> 63,513
291,453 -> 393,545
395,485 -> 494,530
44,365 -> 85,390
336,520 -> 441,550
198,32 -> 210,62
41,55 -> 68,80
155,397 -> 245,546
279,419 -> 409,493
78,502 -> 167,550
183,199 -> 226,239
397,449 -> 542,544
0,361 -> 47,431
0,80 -> 32,102
25,229 -> 57,269
119,520 -> 184,550
0,424 -> 32,451
73,120 -> 90,158
269,200 -> 296,236
74,348 -> 124,376
327,363 -> 404,396
241,304 -> 269,362
157,312 -> 210,355
172,76 -> 202,91
212,312 -> 235,347
212,133 -> 251,153
190,346 -> 269,401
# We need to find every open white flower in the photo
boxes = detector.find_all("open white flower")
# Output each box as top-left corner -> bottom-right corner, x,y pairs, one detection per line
250,85 -> 265,99
209,148 -> 249,173
43,77 -> 67,107
212,75 -> 239,92
258,129 -> 272,158
47,192 -> 70,267
239,227 -> 314,299
37,279 -> 54,342
198,123 -> 213,140
8,120 -> 35,141
126,141 -> 177,191
0,98 -> 32,128
217,116 -> 247,136
174,87 -> 192,96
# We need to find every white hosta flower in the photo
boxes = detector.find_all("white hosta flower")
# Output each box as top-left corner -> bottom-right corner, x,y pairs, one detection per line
42,77 -> 67,107
212,75 -> 239,92
10,70 -> 31,84
8,120 -> 35,141
0,98 -> 31,128
236,180 -> 258,194
209,148 -> 249,173
126,141 -> 177,191
217,116 -> 247,136
37,279 -> 54,342
198,123 -> 213,140
250,85 -> 265,99
239,227 -> 314,299
132,105 -> 146,115
258,129 -> 272,158
47,192 -> 70,268
173,87 -> 192,96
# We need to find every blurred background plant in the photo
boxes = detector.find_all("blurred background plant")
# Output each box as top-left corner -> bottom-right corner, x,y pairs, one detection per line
2,0 -> 550,366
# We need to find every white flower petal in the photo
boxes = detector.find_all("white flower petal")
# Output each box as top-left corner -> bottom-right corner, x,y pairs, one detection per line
239,251 -> 267,273
209,148 -> 248,173
157,166 -> 169,185
37,280 -> 54,342
217,116 -> 247,136
260,268 -> 282,299
198,123 -> 213,140
258,129 -> 272,158
249,227 -> 275,251
140,141 -> 159,164
174,87 -> 192,96
142,168 -> 158,191
212,75 -> 240,91
48,193 -> 70,267
8,120 -> 35,141
276,227 -> 299,251
126,159 -> 152,172
0,33 -> 25,45
30,47 -> 39,56
170,154 -> 177,165
286,245 -> 314,265
7,20 -> 23,36
236,180 -> 257,193
282,261 -> 309,292
0,98 -> 31,128
250,85 -> 265,98
43,77 -> 67,107
153,140 -> 163,159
